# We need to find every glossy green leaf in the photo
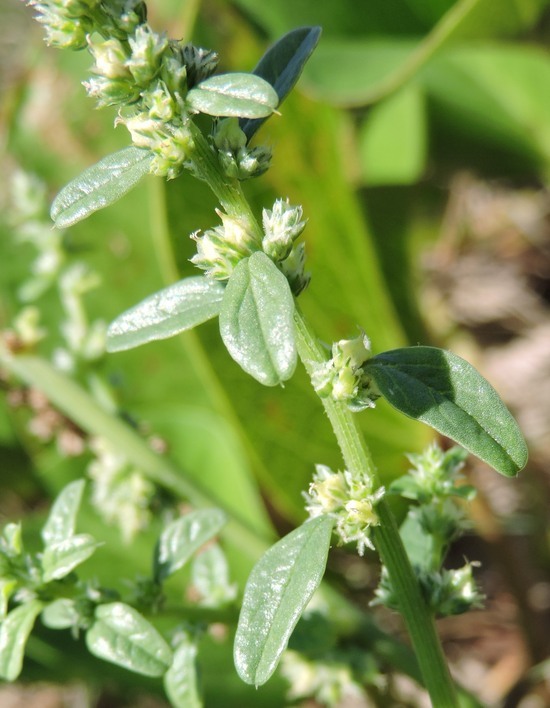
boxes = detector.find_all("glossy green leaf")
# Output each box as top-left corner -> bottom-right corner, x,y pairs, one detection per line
41,599 -> 79,630
234,515 -> 334,686
50,147 -> 153,228
106,277 -> 225,353
164,635 -> 201,708
41,479 -> 85,547
364,347 -> 528,477
154,508 -> 227,583
0,600 -> 43,680
0,580 -> 17,620
359,84 -> 426,185
41,533 -> 99,581
219,252 -> 297,386
86,602 -> 173,676
186,73 -> 279,118
241,26 -> 322,140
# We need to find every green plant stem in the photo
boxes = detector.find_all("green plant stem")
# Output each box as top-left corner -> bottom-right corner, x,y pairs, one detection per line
188,127 -> 458,705
293,308 -> 458,707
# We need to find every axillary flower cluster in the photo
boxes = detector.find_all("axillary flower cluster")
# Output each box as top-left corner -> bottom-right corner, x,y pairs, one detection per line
29,0 -> 265,181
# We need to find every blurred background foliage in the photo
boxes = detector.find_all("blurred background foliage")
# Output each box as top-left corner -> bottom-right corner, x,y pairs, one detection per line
1,0 -> 550,705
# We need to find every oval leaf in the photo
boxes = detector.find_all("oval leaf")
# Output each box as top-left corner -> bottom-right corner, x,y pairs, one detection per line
86,602 -> 173,676
41,599 -> 79,630
219,252 -> 297,386
107,276 -> 226,353
164,635 -> 201,708
0,600 -> 43,681
41,533 -> 99,582
241,26 -> 322,140
234,515 -> 334,686
50,147 -> 153,228
154,508 -> 227,583
364,347 -> 528,477
186,73 -> 279,118
41,479 -> 86,548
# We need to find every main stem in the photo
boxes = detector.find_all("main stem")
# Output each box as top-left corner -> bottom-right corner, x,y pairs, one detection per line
294,310 -> 458,707
190,128 -> 458,706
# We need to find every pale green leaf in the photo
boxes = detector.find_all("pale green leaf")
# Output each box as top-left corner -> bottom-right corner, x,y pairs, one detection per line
50,147 -> 153,228
234,515 -> 334,686
41,533 -> 99,581
107,277 -> 225,353
154,509 -> 227,583
41,599 -> 79,630
41,479 -> 86,548
191,543 -> 237,607
219,252 -> 297,386
0,600 -> 43,681
359,85 -> 426,185
364,347 -> 529,477
86,602 -> 173,676
186,73 -> 279,118
164,635 -> 201,708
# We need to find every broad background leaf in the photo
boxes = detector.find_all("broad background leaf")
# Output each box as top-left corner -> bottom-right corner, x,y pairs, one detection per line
234,515 -> 334,686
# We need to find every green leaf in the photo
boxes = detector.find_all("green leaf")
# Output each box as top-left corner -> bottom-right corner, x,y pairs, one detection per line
86,602 -> 173,676
41,533 -> 99,581
0,580 -> 17,620
154,509 -> 227,583
359,85 -> 426,185
186,73 -> 279,118
41,599 -> 79,630
41,479 -> 86,548
0,600 -> 43,681
364,347 -> 529,477
50,147 -> 153,228
191,543 -> 236,607
234,515 -> 334,686
164,635 -> 201,708
106,277 -> 225,353
219,252 -> 297,386
241,26 -> 322,140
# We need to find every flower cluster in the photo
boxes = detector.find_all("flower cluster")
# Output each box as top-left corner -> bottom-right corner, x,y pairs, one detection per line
311,333 -> 380,411
375,444 -> 483,616
87,436 -> 155,543
190,210 -> 260,280
304,464 -> 384,556
213,118 -> 272,181
28,0 -> 222,180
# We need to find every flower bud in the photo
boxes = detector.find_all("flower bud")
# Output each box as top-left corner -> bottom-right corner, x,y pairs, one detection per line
89,37 -> 129,79
262,198 -> 307,262
127,25 -> 168,86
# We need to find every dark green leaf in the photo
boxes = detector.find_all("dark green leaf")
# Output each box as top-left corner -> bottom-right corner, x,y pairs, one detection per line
51,147 -> 153,228
163,635 -> 201,708
41,479 -> 85,547
86,602 -> 173,676
219,252 -> 297,386
364,347 -> 528,477
234,515 -> 334,686
106,277 -> 225,353
0,600 -> 43,680
186,73 -> 279,118
41,533 -> 99,581
154,508 -> 227,583
241,26 -> 322,140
